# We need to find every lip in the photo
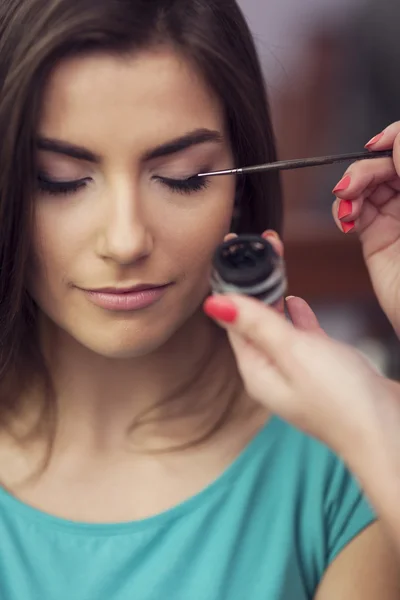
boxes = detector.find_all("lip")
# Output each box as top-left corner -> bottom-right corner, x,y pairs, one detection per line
89,284 -> 167,294
83,284 -> 172,312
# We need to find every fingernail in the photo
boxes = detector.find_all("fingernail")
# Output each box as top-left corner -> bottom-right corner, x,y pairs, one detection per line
203,296 -> 238,324
263,230 -> 279,240
333,174 -> 351,193
286,296 -> 296,301
365,131 -> 384,148
342,221 -> 355,234
338,200 -> 353,220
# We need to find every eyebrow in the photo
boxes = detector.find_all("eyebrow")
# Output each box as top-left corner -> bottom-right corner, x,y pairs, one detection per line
35,128 -> 224,163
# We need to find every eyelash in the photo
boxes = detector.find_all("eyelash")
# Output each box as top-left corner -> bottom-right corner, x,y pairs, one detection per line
36,175 -> 210,197
154,175 -> 210,195
37,176 -> 89,196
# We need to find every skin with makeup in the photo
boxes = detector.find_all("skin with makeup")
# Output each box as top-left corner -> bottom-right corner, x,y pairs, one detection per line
205,122 -> 400,556
0,1 -> 399,598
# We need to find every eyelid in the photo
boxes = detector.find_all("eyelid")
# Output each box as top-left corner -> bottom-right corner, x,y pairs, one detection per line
152,164 -> 210,181
37,173 -> 91,189
153,174 -> 210,195
37,169 -> 91,182
155,175 -> 194,184
36,157 -> 92,180
37,174 -> 91,196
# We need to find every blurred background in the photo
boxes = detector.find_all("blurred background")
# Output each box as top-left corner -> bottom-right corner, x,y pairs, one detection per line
238,0 -> 400,378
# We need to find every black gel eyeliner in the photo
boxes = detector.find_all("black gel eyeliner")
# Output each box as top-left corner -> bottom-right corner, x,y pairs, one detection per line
211,235 -> 287,307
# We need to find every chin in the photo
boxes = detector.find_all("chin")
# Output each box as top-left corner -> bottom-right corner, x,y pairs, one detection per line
40,284 -> 208,360
88,342 -> 164,360
61,303 -> 199,360
65,320 -> 178,359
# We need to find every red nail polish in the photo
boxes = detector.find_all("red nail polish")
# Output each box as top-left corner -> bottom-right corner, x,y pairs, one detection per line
342,221 -> 355,234
203,297 -> 238,323
338,200 -> 353,220
262,230 -> 279,240
333,175 -> 351,193
365,132 -> 384,148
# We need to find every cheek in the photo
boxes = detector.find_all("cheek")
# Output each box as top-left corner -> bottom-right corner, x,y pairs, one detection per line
158,193 -> 235,279
28,209 -> 83,299
28,243 -> 65,309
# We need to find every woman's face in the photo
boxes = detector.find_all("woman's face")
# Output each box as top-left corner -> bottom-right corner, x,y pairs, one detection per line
30,48 -> 236,358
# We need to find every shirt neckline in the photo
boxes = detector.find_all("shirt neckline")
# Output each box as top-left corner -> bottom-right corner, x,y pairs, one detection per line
0,417 -> 283,536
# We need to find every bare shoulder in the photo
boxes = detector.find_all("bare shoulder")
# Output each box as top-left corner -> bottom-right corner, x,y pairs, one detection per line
315,522 -> 400,600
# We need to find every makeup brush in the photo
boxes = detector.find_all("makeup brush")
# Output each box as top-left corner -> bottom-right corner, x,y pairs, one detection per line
196,149 -> 393,178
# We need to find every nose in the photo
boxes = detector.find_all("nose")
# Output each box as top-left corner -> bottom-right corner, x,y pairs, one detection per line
97,181 -> 153,265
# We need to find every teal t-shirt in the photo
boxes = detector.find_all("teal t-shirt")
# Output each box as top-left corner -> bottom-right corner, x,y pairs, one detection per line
0,418 -> 375,599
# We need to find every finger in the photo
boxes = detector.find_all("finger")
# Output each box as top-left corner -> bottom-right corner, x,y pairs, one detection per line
332,195 -> 363,224
332,181 -> 397,233
261,229 -> 280,241
332,158 -> 397,202
224,233 -> 238,242
286,296 -> 326,335
331,197 -> 358,234
364,123 -> 400,177
262,230 -> 284,257
227,330 -> 292,401
204,294 -> 298,374
364,122 -> 400,151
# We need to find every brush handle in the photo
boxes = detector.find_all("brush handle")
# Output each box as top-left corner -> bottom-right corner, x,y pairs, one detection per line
196,150 -> 393,178
240,150 -> 393,174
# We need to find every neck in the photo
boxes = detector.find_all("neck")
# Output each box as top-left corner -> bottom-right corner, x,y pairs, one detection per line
40,310 -> 243,452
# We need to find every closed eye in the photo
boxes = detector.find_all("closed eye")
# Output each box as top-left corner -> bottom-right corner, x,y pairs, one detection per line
37,174 -> 209,197
37,174 -> 90,196
153,175 -> 210,195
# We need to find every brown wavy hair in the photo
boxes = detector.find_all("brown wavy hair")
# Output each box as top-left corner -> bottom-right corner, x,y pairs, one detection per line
0,0 -> 282,457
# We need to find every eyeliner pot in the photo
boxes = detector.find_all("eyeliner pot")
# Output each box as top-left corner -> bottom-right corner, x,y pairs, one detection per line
210,235 -> 287,307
